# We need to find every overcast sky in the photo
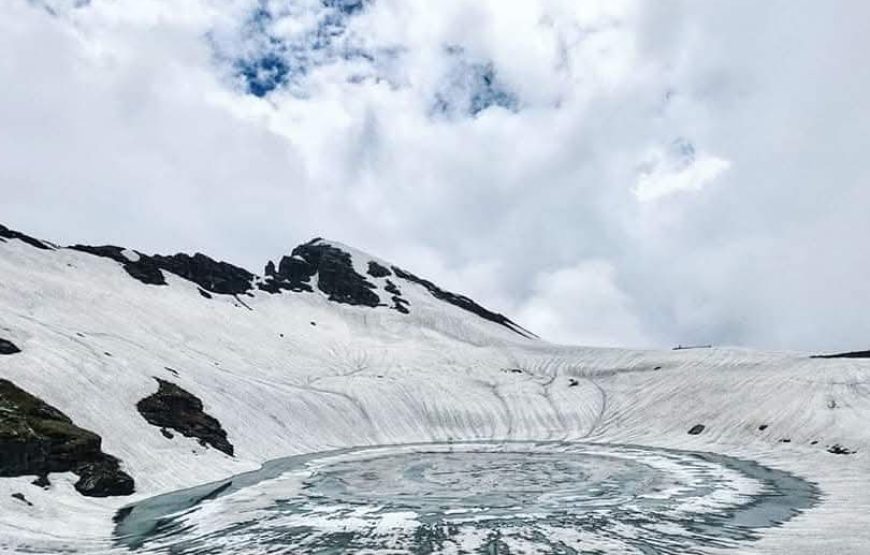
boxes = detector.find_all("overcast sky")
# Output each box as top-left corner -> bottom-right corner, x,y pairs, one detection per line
2,0 -> 869,351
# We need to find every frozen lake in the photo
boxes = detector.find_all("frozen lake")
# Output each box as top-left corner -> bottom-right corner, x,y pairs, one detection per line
114,442 -> 818,554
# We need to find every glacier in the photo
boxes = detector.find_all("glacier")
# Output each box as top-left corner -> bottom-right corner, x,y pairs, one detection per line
0,225 -> 868,554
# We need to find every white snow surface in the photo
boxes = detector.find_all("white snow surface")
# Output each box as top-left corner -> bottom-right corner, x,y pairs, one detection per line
0,236 -> 868,553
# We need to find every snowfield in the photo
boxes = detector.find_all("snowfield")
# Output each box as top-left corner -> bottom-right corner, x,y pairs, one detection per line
0,231 -> 868,554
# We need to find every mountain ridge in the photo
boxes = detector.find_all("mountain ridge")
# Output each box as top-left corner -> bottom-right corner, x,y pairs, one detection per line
1,223 -> 533,339
1,221 -> 869,553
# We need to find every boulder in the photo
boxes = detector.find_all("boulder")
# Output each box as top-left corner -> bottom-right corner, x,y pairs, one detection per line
137,378 -> 234,457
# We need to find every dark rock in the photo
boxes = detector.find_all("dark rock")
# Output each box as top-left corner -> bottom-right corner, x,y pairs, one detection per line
32,474 -> 50,488
384,279 -> 401,296
383,280 -> 411,313
812,350 -> 870,359
367,261 -> 392,278
233,295 -> 254,311
71,246 -> 255,295
391,265 -> 535,338
780,438 -> 792,443
568,378 -> 579,387
306,242 -> 378,307
198,288 -> 213,299
69,245 -> 166,286
758,424 -> 769,431
391,296 -> 410,314
653,366 -> 662,371
136,378 -> 233,457
150,253 -> 254,295
261,240 -> 321,294
160,428 -> 174,439
810,440 -> 819,445
688,424 -> 705,436
263,240 -> 380,307
11,492 -> 32,506
0,379 -> 134,497
310,321 -> 317,326
827,444 -> 855,455
74,457 -> 135,497
122,260 -> 166,286
0,224 -> 51,250
0,338 -> 20,355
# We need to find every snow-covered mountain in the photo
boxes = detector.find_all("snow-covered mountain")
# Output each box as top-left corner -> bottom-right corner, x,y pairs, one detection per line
1,223 -> 869,554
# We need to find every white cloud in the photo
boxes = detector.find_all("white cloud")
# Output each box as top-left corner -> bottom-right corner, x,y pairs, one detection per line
516,261 -> 650,348
633,141 -> 730,202
2,0 -> 870,351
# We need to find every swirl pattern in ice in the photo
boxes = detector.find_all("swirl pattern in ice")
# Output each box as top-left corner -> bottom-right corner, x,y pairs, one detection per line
115,442 -> 818,554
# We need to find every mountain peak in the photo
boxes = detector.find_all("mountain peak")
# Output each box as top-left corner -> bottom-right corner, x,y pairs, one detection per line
0,223 -> 534,339
261,237 -> 536,338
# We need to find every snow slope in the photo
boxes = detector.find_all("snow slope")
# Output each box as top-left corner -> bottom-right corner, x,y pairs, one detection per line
0,227 -> 868,554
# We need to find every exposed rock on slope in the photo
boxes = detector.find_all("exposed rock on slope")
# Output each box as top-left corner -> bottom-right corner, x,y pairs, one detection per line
136,379 -> 234,457
0,224 -> 51,250
812,350 -> 870,359
0,379 -> 134,497
391,266 -> 535,338
261,238 -> 530,335
262,239 -> 380,307
367,260 -> 391,278
69,245 -> 254,294
69,245 -> 167,286
0,338 -> 20,355
149,253 -> 254,295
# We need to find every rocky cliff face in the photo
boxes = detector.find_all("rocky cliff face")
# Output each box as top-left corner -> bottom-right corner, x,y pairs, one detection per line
69,245 -> 255,294
261,239 -> 380,307
0,379 -> 134,497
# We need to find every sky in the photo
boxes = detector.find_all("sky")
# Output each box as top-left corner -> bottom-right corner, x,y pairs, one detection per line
2,0 -> 869,351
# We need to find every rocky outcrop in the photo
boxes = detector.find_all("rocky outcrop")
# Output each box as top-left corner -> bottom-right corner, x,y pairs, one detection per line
0,224 -> 52,250
150,253 -> 254,295
0,379 -> 134,497
367,261 -> 392,278
261,240 -> 380,307
136,379 -> 234,456
0,338 -> 20,355
391,266 -> 535,338
812,350 -> 870,359
69,245 -> 167,286
383,279 -> 410,314
70,246 -> 254,294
